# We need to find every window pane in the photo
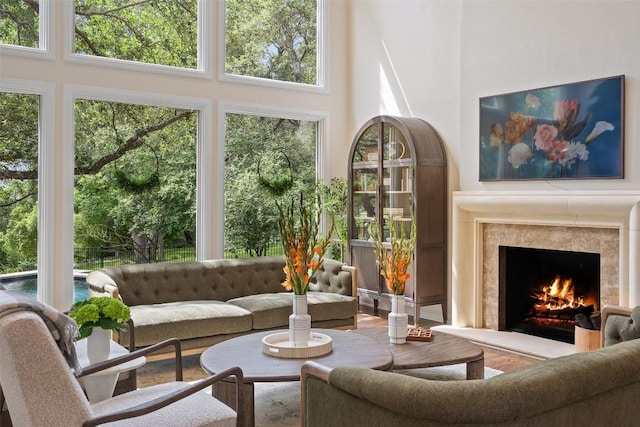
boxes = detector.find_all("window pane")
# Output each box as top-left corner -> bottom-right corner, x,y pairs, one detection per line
74,0 -> 198,68
0,0 -> 39,48
224,113 -> 317,257
74,100 -> 197,268
225,0 -> 318,85
0,93 -> 39,292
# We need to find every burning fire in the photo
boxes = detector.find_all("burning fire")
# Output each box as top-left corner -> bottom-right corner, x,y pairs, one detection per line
533,274 -> 585,311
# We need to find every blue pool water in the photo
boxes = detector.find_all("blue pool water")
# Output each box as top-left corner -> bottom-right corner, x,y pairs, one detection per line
0,275 -> 89,303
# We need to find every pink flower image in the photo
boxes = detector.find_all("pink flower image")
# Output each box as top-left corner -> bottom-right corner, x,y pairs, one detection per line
553,99 -> 579,126
533,124 -> 558,152
547,140 -> 567,162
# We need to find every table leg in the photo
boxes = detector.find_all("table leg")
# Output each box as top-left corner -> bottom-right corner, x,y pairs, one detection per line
466,357 -> 485,379
78,373 -> 119,403
212,380 -> 255,427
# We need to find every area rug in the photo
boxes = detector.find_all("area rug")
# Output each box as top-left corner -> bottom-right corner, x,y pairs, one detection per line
192,365 -> 503,427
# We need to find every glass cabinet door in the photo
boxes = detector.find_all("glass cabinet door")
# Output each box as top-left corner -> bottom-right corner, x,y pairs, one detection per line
381,124 -> 413,240
351,124 -> 379,241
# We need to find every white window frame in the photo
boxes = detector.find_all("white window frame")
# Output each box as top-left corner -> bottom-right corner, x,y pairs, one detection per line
0,78 -> 57,306
217,101 -> 329,255
0,0 -> 54,60
218,0 -> 329,94
63,0 -> 212,79
64,85 -> 213,301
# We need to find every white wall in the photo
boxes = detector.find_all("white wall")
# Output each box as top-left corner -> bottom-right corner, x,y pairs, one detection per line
460,0 -> 640,191
350,0 -> 640,191
348,0 -> 462,191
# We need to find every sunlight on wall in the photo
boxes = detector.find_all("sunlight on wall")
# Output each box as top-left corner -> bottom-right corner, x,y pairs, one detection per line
378,40 -> 412,116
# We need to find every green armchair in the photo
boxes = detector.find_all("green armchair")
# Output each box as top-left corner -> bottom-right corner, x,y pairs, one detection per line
301,337 -> 640,426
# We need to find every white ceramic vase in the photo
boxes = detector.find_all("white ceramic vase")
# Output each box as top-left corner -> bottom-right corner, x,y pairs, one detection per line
87,327 -> 111,364
289,294 -> 311,347
388,294 -> 409,344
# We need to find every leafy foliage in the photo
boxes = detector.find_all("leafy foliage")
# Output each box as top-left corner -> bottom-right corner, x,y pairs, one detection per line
69,296 -> 130,339
225,0 -> 317,84
74,0 -> 198,68
0,0 -> 39,47
224,113 -> 317,256
1,0 -> 320,272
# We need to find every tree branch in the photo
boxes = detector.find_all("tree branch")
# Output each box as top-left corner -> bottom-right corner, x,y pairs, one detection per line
0,110 -> 194,180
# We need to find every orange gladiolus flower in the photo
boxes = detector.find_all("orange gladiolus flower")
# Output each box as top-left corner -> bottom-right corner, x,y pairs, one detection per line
276,192 -> 335,295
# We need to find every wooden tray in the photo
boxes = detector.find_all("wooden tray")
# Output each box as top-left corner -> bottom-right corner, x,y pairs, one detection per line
262,331 -> 333,359
406,326 -> 432,342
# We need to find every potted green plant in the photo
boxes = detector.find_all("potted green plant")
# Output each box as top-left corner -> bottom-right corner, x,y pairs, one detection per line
69,296 -> 130,363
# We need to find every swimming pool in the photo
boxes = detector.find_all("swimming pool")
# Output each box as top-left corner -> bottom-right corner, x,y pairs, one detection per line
0,274 -> 89,303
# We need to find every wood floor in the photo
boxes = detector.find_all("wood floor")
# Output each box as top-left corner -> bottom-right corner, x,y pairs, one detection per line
136,307 -> 540,388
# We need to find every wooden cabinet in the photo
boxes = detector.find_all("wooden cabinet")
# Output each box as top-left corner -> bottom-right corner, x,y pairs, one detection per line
348,116 -> 447,323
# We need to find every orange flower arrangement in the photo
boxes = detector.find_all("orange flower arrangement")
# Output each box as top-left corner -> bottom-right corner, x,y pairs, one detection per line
370,217 -> 416,295
276,193 -> 334,295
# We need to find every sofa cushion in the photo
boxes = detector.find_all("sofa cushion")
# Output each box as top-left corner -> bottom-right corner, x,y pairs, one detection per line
125,301 -> 253,347
227,293 -> 293,330
227,291 -> 357,330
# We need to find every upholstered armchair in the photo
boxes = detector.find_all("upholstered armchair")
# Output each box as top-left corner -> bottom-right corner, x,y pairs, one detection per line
0,309 -> 244,426
601,304 -> 640,347
301,338 -> 640,426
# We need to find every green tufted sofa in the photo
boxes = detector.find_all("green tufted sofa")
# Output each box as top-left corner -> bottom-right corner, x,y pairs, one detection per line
86,256 -> 357,356
301,336 -> 640,426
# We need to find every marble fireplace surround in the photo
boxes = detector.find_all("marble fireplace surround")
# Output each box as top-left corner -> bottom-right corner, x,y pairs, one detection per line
451,191 -> 640,332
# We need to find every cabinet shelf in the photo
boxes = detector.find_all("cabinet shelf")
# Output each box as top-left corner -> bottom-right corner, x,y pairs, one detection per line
348,115 -> 448,323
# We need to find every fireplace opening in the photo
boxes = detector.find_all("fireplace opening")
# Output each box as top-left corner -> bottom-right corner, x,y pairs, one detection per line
499,246 -> 600,343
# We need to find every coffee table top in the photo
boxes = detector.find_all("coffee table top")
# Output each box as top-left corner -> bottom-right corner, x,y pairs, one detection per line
353,327 -> 484,370
200,329 -> 393,382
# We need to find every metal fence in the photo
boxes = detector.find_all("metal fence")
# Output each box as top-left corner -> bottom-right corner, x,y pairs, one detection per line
74,245 -> 197,271
73,242 -> 286,271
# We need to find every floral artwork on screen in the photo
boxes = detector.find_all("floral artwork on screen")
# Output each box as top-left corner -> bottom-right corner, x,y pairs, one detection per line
479,75 -> 624,180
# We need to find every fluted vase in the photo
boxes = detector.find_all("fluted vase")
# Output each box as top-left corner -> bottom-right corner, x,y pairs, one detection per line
289,294 -> 311,347
388,294 -> 408,344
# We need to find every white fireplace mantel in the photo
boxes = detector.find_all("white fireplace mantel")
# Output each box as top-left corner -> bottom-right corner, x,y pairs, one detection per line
451,191 -> 640,327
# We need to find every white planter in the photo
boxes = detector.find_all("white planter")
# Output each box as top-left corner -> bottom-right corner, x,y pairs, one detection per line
87,327 -> 111,364
289,294 -> 311,347
388,295 -> 408,344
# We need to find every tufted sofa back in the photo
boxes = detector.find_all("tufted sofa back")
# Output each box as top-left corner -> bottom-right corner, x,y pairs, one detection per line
309,258 -> 353,295
87,256 -> 353,307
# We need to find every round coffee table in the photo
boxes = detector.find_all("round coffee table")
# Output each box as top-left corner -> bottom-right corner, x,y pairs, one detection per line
353,327 -> 485,379
200,328 -> 393,427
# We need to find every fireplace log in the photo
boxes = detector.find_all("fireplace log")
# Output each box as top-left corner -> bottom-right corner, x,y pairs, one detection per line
532,304 -> 595,321
575,313 -> 594,329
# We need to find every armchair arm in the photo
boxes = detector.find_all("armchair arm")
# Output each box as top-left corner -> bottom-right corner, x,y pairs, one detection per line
601,304 -> 635,347
301,361 -> 332,426
340,265 -> 358,299
77,338 -> 182,380
81,366 -> 244,427
340,265 -> 359,328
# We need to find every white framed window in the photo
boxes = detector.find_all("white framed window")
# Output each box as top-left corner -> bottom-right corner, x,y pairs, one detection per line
219,0 -> 328,93
0,0 -> 54,59
66,84 -> 213,257
219,102 -> 328,257
64,0 -> 211,78
0,78 -> 56,305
